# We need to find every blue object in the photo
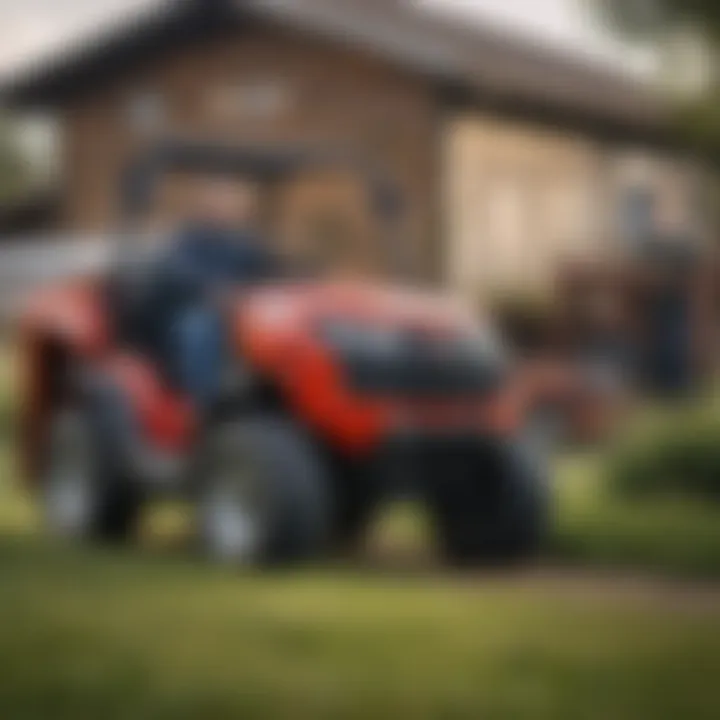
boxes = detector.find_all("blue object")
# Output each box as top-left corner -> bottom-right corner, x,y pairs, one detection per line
135,223 -> 280,395
173,306 -> 225,412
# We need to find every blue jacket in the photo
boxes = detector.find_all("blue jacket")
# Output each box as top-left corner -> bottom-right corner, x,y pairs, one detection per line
138,223 -> 280,369
161,223 -> 279,304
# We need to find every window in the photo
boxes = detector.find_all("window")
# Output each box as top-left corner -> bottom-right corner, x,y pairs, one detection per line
619,187 -> 656,245
126,90 -> 165,135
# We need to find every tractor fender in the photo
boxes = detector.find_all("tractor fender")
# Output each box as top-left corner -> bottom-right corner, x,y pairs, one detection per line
18,281 -> 110,487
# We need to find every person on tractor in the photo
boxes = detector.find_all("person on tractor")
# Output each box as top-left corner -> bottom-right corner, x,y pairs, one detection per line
150,179 -> 281,418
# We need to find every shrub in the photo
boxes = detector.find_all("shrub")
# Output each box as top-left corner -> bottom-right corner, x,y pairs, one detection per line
608,406 -> 720,502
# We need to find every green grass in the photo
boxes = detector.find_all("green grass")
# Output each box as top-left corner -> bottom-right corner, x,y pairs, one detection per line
1,455 -> 720,718
0,495 -> 719,720
1,352 -> 720,718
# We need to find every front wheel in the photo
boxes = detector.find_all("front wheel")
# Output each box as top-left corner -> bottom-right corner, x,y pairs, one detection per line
41,408 -> 141,542
197,417 -> 329,567
427,437 -> 549,566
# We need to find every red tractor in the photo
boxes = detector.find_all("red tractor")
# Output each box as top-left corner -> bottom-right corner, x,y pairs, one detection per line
18,141 -> 548,567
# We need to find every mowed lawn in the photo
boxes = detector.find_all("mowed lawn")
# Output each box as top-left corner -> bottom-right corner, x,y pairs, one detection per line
0,351 -> 720,718
1,457 -> 720,717
1,492 -> 720,720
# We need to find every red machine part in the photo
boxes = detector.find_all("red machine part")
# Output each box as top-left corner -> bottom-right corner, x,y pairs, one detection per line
236,282 -> 523,454
19,282 -> 111,485
101,355 -> 197,451
19,279 -> 525,486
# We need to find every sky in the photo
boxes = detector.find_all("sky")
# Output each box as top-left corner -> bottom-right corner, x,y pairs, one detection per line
421,0 -> 651,69
0,0 -> 651,76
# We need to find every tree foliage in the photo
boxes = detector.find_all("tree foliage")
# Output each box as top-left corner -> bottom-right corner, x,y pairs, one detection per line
596,0 -> 720,39
595,1 -> 720,160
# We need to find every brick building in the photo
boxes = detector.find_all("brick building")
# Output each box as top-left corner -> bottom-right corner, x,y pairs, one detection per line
1,0 -> 707,300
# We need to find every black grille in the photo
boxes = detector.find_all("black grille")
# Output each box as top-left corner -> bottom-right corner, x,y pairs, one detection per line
340,333 -> 504,398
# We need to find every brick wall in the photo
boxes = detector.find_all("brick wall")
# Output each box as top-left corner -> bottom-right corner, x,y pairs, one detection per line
60,26 -> 439,281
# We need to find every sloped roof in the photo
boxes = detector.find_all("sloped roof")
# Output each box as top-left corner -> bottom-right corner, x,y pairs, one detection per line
0,0 -> 667,136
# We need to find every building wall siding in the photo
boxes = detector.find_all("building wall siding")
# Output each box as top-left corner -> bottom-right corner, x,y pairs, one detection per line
444,113 -> 703,305
445,114 -> 608,303
57,26 -> 708,295
60,26 -> 439,279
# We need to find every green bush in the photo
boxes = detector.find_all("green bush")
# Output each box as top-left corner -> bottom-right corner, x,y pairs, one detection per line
608,406 -> 720,502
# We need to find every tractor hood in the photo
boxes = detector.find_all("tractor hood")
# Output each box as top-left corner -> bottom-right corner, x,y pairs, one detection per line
237,279 -> 483,337
232,280 -> 510,448
233,279 -> 507,400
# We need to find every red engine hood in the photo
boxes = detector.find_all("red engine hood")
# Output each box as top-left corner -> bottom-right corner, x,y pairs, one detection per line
236,280 -> 480,335
230,280 -> 514,454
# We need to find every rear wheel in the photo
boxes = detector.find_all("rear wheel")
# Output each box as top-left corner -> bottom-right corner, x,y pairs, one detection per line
198,417 -> 329,567
41,408 -> 141,542
426,437 -> 548,566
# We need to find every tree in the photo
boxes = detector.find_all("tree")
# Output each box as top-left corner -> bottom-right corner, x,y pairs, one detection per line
594,0 -> 720,159
596,0 -> 720,39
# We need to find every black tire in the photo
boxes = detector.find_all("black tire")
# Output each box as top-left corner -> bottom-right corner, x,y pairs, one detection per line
426,437 -> 548,566
197,417 -> 329,567
326,453 -> 383,553
41,407 -> 142,543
